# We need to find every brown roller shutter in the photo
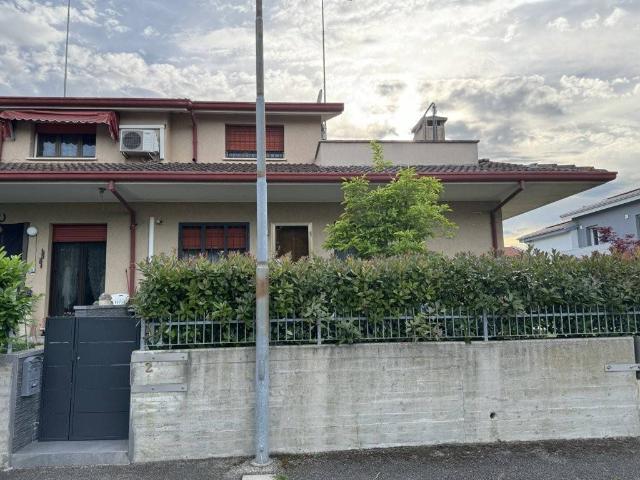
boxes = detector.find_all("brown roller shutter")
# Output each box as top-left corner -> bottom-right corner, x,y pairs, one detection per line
52,224 -> 107,243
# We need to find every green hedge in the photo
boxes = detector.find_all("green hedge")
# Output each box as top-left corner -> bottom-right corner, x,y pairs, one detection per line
134,251 -> 640,321
0,248 -> 36,347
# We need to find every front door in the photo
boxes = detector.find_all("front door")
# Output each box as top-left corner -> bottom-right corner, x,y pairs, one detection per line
49,225 -> 107,316
275,225 -> 310,261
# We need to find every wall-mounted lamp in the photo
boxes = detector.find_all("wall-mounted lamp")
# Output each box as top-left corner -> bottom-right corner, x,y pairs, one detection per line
26,226 -> 39,237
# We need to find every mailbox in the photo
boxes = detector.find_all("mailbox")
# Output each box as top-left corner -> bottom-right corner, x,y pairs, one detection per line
21,356 -> 43,397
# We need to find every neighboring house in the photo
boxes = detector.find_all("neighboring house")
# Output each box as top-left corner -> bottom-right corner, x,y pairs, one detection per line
520,187 -> 640,255
502,246 -> 523,257
0,96 -> 615,324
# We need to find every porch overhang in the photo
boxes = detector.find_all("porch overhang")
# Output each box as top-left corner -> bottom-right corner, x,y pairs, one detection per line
0,173 -> 614,219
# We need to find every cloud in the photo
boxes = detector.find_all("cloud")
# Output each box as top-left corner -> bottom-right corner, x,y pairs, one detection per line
604,7 -> 627,27
0,0 -> 638,244
143,26 -> 159,38
547,17 -> 571,32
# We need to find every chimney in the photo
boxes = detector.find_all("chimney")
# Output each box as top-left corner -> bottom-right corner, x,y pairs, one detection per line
411,114 -> 447,141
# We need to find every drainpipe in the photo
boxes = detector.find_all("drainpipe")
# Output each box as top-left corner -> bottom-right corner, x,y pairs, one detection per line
188,102 -> 198,162
148,217 -> 155,260
108,181 -> 136,296
490,180 -> 525,253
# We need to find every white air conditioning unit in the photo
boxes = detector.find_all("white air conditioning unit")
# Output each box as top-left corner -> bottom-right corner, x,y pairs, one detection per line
119,128 -> 160,156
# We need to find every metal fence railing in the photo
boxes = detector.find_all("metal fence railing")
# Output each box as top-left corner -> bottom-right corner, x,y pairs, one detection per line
139,305 -> 640,350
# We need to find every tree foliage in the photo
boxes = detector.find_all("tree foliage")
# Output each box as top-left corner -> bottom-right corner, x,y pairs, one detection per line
0,248 -> 36,348
324,143 -> 456,258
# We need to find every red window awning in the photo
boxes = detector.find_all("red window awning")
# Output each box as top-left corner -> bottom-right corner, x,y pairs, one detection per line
0,110 -> 119,140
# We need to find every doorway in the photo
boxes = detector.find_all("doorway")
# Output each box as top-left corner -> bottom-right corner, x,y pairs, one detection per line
49,225 -> 107,316
274,224 -> 310,261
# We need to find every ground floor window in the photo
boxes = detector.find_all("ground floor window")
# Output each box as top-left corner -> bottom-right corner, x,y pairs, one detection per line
179,223 -> 249,260
273,224 -> 310,261
586,225 -> 600,246
0,222 -> 28,258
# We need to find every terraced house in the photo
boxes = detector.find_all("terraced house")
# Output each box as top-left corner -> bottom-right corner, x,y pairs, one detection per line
0,96 -> 616,324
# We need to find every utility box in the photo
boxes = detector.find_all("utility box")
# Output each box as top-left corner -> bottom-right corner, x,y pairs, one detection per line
21,356 -> 43,397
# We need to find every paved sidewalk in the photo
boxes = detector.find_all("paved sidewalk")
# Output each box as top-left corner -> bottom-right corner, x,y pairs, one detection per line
2,438 -> 640,480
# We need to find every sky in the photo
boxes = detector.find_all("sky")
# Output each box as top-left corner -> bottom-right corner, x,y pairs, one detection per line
0,0 -> 638,246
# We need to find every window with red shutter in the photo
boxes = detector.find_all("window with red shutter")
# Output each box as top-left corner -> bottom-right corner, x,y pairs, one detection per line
179,223 -> 249,259
225,125 -> 284,159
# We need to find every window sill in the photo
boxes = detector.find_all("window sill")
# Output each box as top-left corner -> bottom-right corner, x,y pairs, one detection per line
26,157 -> 98,161
223,157 -> 287,162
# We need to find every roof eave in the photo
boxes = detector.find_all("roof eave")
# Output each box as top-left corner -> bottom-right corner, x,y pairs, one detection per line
0,170 -> 618,183
0,97 -> 345,116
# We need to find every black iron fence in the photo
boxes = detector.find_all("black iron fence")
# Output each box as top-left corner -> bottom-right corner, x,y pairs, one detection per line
139,305 -> 640,350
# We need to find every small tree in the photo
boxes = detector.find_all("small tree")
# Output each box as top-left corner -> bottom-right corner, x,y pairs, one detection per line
0,248 -> 36,349
324,142 -> 456,258
597,226 -> 640,257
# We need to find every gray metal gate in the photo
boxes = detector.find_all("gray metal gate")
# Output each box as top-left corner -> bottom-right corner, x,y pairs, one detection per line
39,313 -> 138,441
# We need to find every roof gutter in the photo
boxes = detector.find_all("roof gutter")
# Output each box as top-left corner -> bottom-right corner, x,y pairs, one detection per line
490,180 -> 525,253
0,97 -> 344,115
0,171 -> 618,183
108,181 -> 136,297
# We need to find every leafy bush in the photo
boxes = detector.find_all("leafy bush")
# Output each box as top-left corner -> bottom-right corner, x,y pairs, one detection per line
0,247 -> 37,348
134,250 -> 640,322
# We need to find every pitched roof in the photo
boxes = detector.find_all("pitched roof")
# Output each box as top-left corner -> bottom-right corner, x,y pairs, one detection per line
0,159 -> 612,173
561,187 -> 640,218
0,97 -> 344,115
519,220 -> 577,242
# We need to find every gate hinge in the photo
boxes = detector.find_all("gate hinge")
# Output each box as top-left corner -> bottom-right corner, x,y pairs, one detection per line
605,363 -> 640,372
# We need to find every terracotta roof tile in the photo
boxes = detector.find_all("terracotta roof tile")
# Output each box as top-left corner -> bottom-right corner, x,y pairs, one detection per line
0,160 -> 610,175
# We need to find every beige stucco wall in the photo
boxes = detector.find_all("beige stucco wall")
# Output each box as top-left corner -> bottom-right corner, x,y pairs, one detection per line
0,112 -> 322,164
315,141 -> 479,166
2,201 -> 496,325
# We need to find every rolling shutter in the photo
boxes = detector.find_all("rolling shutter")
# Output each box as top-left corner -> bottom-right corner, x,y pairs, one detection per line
52,224 -> 107,243
225,125 -> 284,154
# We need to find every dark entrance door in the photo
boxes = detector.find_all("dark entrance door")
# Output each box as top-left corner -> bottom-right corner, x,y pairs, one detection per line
49,225 -> 107,316
275,225 -> 309,261
0,222 -> 28,257
39,314 -> 138,441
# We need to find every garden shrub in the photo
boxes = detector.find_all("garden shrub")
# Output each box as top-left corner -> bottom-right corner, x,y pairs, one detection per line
0,247 -> 36,348
134,250 -> 640,321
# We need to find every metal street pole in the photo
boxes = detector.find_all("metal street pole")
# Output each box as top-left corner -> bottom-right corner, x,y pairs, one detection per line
63,0 -> 71,97
321,0 -> 327,104
253,0 -> 271,467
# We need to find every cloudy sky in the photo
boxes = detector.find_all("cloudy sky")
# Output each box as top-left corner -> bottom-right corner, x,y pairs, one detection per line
0,0 -> 638,246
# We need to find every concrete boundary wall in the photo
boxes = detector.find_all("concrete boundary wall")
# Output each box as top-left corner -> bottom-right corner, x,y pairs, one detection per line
129,338 -> 640,463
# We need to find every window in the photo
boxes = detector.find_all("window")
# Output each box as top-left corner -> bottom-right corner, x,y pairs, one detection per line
179,223 -> 249,260
35,124 -> 96,158
636,215 -> 640,238
225,125 -> 284,159
586,226 -> 600,246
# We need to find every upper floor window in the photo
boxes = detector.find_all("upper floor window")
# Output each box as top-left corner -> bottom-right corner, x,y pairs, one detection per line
179,223 -> 249,260
35,124 -> 96,158
225,125 -> 284,159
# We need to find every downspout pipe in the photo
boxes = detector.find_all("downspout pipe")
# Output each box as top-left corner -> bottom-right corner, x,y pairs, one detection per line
108,181 -> 136,297
490,180 -> 525,253
187,101 -> 198,163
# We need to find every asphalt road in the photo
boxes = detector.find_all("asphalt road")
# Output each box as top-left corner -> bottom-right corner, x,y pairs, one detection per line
2,438 -> 640,480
